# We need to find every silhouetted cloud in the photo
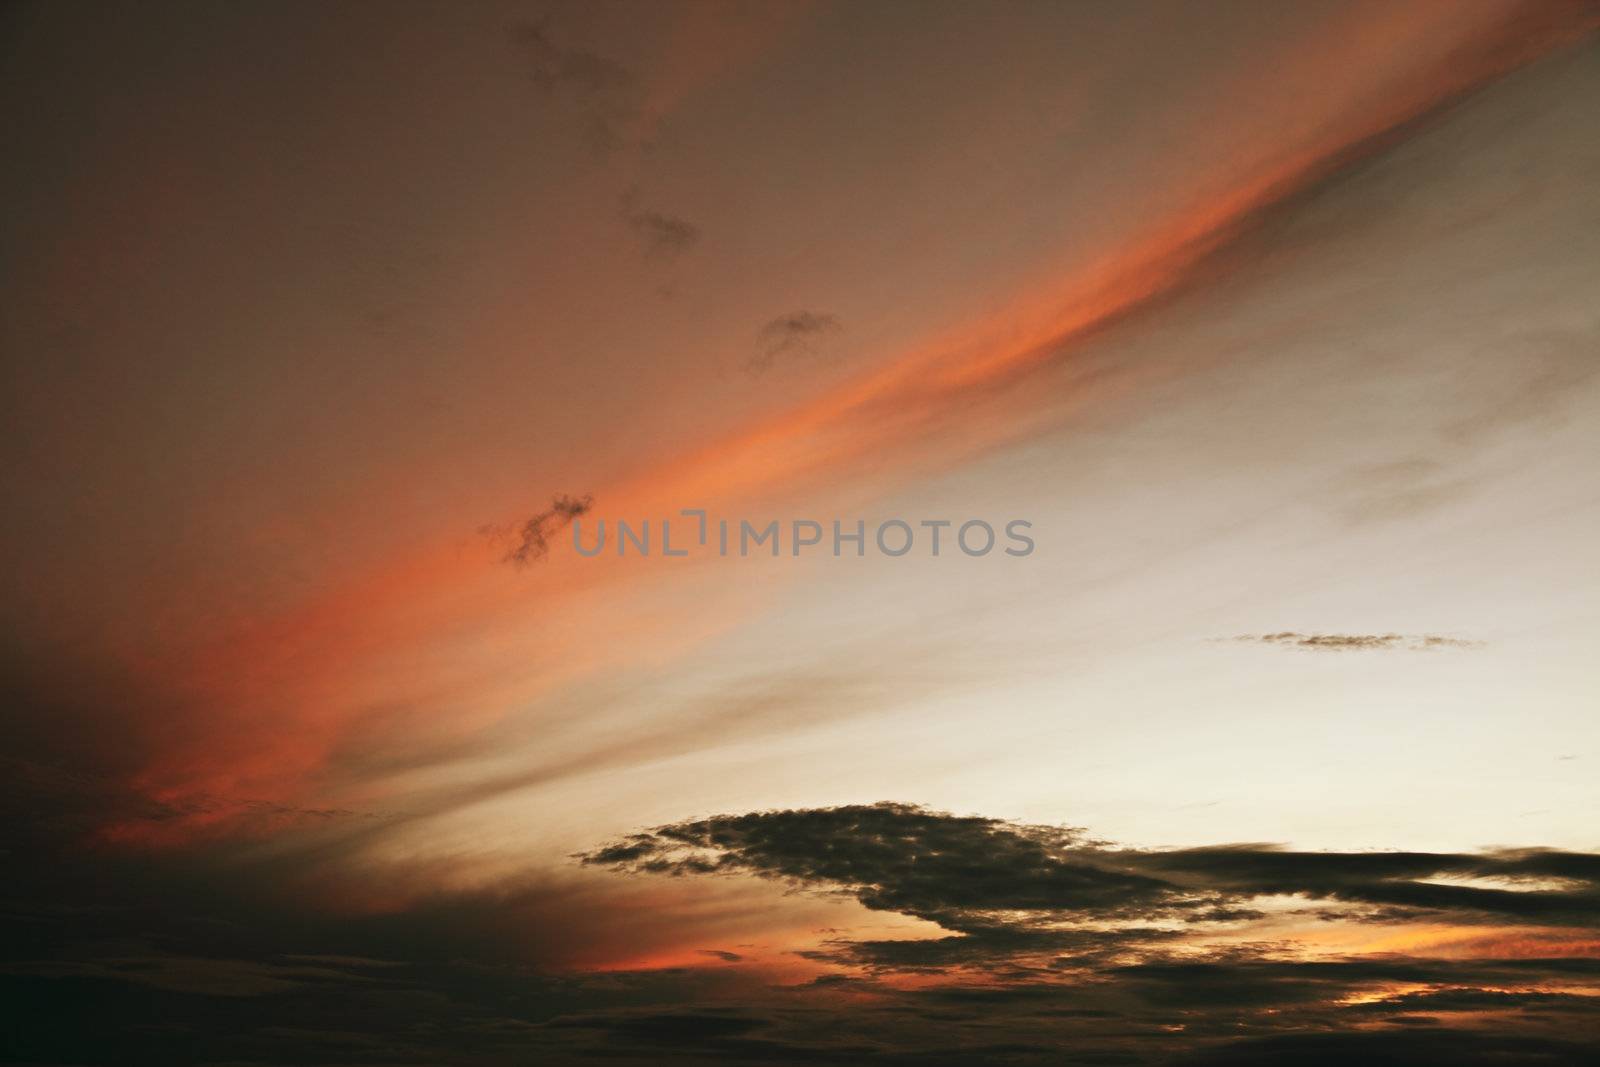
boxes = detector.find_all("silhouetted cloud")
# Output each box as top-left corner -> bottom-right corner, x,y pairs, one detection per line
564,804 -> 1600,1058
696,949 -> 743,962
484,493 -> 594,567
585,803 -> 1600,969
749,311 -> 842,374
6,779 -> 1600,1065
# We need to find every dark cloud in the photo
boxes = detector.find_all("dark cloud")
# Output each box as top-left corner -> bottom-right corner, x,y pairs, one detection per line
6,673 -> 1597,1067
484,493 -> 594,567
583,803 -> 1600,942
583,803 -> 1181,933
572,799 -> 1600,1062
802,925 -> 1185,973
1104,955 -> 1600,1012
580,795 -> 1600,1057
1228,632 -> 1481,651
749,311 -> 843,374
1345,986 -> 1600,1015
622,190 -> 701,259
1171,1029 -> 1600,1067
697,949 -> 743,963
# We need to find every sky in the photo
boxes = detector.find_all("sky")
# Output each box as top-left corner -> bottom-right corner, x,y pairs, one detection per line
3,2 -> 1600,1064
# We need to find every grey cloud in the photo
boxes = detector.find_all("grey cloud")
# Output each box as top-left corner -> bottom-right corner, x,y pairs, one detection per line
583,802 -> 1180,927
584,803 -> 1600,976
1229,632 -> 1481,651
6,784 -> 1600,1065
802,926 -> 1186,973
485,493 -> 594,567
749,311 -> 843,374
1172,1029 -> 1600,1066
622,191 -> 700,259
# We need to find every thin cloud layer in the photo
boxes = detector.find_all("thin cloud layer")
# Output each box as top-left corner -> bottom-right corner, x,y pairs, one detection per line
1230,632 -> 1482,651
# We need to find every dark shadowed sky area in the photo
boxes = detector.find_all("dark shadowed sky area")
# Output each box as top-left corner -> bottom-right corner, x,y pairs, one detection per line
3,1 -> 1600,1063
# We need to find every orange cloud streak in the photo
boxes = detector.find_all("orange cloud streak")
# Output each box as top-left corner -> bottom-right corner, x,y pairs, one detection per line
105,2 -> 1596,844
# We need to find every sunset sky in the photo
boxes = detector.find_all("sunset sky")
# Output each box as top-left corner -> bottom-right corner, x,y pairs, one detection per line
4,2 -> 1600,1064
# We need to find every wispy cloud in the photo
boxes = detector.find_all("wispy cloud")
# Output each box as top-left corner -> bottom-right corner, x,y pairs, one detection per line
1228,632 -> 1482,651
482,493 -> 594,567
748,310 -> 842,374
621,190 -> 700,259
696,948 -> 743,962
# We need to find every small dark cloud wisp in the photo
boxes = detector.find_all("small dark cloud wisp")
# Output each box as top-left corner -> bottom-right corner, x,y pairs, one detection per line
1230,632 -> 1482,651
621,190 -> 700,259
749,310 -> 843,374
483,493 -> 594,567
